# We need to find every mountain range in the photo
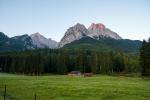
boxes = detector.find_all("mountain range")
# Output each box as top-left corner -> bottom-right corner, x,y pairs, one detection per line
0,32 -> 58,52
59,23 -> 122,47
0,22 -> 142,53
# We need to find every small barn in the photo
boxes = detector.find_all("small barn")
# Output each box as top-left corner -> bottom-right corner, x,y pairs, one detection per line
68,71 -> 82,76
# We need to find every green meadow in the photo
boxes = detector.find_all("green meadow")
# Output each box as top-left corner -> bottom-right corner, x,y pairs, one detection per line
0,73 -> 150,100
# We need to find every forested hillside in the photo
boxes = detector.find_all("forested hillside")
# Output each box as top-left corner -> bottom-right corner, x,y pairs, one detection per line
63,37 -> 141,53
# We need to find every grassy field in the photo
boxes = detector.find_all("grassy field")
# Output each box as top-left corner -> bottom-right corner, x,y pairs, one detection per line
0,73 -> 150,100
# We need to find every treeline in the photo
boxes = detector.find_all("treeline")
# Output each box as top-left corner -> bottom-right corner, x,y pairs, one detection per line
0,49 -> 140,75
140,38 -> 150,76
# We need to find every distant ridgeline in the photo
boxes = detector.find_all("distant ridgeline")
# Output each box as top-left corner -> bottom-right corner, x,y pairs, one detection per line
0,32 -> 58,52
0,23 -> 142,53
0,32 -> 141,54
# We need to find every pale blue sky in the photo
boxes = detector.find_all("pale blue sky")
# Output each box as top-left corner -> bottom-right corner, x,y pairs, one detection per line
0,0 -> 150,41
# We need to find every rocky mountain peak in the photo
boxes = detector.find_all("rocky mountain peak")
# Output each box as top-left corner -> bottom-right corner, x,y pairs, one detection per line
88,23 -> 122,40
12,34 -> 35,49
0,32 -> 8,40
90,23 -> 105,30
58,23 -> 90,47
30,32 -> 58,48
65,23 -> 89,36
30,32 -> 46,40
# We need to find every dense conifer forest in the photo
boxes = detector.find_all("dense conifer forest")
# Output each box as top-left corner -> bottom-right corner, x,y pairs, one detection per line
140,38 -> 150,76
0,49 -> 140,75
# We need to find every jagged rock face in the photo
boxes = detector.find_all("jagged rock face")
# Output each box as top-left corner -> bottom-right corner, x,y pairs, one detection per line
0,33 -> 36,52
12,34 -> 35,49
0,32 -> 58,52
0,32 -> 9,40
88,23 -> 122,40
58,23 -> 90,47
59,23 -> 122,47
30,32 -> 58,48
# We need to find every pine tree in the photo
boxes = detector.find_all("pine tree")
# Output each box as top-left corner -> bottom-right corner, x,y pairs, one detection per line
140,39 -> 150,76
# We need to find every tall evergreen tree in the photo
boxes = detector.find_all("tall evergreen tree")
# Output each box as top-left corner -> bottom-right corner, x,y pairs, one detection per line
140,39 -> 150,76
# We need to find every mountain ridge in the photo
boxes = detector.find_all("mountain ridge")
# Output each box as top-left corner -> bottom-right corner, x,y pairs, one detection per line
0,32 -> 58,52
0,22 -> 143,53
58,23 -> 122,47
30,32 -> 58,48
